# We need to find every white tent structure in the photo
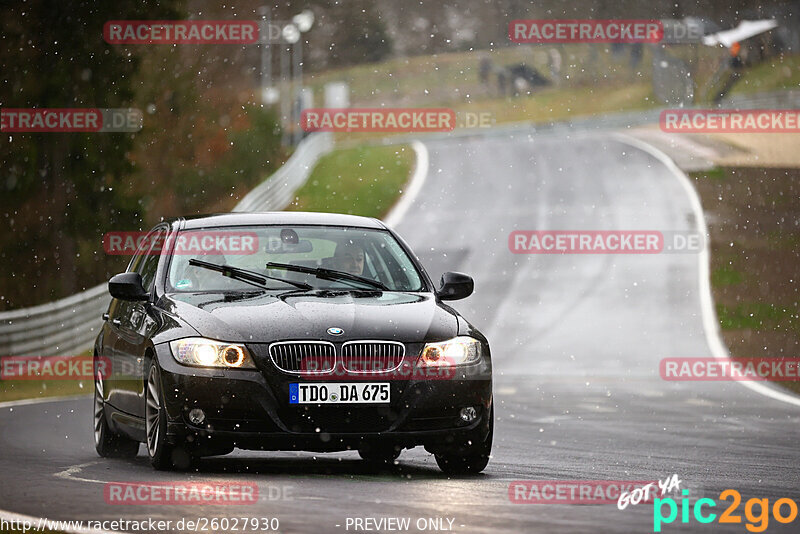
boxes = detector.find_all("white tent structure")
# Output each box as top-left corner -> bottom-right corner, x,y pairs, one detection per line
702,19 -> 779,48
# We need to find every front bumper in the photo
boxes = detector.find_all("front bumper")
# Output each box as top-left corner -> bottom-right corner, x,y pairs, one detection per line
154,342 -> 492,454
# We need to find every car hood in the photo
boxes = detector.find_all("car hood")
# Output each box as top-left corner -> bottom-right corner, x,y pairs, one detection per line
161,291 -> 458,343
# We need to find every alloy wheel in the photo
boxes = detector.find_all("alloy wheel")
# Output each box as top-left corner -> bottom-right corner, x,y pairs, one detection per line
93,370 -> 104,446
145,366 -> 161,457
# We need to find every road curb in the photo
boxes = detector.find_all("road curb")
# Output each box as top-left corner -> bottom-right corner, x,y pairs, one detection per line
382,140 -> 429,228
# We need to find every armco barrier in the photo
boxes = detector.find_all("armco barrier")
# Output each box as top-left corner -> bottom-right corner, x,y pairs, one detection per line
232,132 -> 333,212
0,132 -> 333,357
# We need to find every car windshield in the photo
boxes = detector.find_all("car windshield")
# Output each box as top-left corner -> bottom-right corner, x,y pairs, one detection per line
166,225 -> 425,292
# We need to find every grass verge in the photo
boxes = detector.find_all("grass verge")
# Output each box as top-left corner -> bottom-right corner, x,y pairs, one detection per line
0,352 -> 92,403
691,166 -> 800,395
286,144 -> 414,218
0,379 -> 89,404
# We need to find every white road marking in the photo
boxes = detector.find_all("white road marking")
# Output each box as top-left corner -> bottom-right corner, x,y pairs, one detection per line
531,415 -> 573,423
614,133 -> 800,409
53,461 -> 106,485
0,394 -> 89,409
383,140 -> 429,228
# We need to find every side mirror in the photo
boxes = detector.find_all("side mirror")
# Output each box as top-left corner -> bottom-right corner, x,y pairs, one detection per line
436,272 -> 474,301
108,272 -> 149,301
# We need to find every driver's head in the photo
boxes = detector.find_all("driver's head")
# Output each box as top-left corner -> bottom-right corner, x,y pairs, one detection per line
333,241 -> 365,276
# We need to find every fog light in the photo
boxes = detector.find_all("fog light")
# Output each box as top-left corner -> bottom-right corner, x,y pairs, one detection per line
459,406 -> 478,423
188,408 -> 206,425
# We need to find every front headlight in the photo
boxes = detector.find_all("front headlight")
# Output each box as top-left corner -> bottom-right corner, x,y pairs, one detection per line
418,336 -> 482,367
169,338 -> 256,369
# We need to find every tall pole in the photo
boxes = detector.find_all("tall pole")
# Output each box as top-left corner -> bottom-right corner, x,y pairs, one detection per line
280,42 -> 290,145
293,38 -> 303,145
259,6 -> 272,105
286,11 -> 314,145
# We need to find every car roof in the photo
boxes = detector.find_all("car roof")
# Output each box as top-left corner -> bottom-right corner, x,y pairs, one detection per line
174,212 -> 387,230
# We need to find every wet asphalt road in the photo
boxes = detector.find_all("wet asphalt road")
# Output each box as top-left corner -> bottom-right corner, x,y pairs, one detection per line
1,130 -> 799,533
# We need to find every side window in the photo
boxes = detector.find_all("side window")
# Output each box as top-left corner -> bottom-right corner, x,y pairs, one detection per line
126,235 -> 150,274
136,228 -> 166,293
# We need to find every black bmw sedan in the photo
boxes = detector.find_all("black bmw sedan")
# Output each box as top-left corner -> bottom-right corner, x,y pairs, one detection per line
93,212 -> 492,473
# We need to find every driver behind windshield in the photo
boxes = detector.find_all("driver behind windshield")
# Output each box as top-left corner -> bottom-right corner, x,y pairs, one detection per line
330,241 -> 365,276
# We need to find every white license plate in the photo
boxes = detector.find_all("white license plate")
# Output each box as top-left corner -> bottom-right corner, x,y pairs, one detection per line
289,382 -> 390,404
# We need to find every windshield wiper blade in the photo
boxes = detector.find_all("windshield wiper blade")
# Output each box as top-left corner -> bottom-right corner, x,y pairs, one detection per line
265,261 -> 388,290
189,259 -> 312,290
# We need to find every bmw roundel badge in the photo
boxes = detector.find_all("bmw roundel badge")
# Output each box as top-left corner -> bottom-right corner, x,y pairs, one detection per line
327,327 -> 344,336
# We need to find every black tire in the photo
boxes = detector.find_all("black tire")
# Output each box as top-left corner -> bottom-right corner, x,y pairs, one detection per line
358,444 -> 401,465
145,362 -> 190,470
434,408 -> 493,475
94,369 -> 139,458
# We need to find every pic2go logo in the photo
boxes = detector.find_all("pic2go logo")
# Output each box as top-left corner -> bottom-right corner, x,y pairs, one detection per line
653,489 -> 799,532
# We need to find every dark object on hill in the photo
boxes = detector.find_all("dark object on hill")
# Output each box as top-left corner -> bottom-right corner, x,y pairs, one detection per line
506,63 -> 551,96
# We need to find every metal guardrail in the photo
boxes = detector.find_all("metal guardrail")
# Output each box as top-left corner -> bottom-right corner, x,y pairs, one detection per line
0,132 -> 333,357
0,285 -> 110,357
232,132 -> 333,213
